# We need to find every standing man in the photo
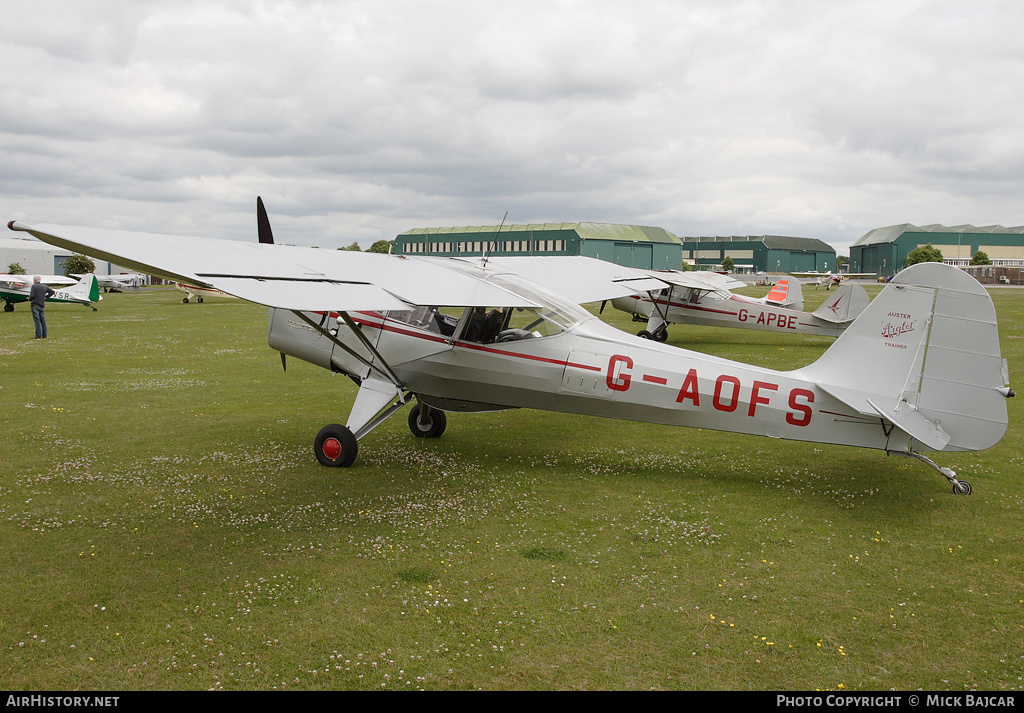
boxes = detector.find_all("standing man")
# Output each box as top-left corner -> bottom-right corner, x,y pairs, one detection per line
29,276 -> 55,339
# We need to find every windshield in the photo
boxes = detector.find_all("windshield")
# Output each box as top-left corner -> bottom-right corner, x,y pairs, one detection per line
456,274 -> 591,343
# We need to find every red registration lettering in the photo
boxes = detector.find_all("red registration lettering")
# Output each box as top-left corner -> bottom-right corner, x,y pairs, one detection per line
748,381 -> 778,417
713,375 -> 741,412
786,388 -> 814,426
607,355 -> 633,392
675,368 -> 700,405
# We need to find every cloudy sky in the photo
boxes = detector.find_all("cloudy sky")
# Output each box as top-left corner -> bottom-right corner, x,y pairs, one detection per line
2,0 -> 1022,254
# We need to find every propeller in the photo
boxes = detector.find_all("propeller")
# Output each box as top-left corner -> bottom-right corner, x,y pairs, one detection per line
257,196 -> 275,245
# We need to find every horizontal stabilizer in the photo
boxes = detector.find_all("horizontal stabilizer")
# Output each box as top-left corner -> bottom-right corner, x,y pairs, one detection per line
867,398 -> 951,451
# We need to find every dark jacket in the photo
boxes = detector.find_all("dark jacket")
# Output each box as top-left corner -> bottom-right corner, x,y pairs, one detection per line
29,282 -> 55,307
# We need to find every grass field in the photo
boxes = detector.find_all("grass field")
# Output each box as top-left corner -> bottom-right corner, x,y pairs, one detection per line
1,281 -> 1021,691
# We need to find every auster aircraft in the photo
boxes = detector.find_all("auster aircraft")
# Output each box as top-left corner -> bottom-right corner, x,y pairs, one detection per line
0,273 -> 101,312
790,270 -> 875,289
175,281 -> 234,303
610,271 -> 870,340
8,200 -> 1014,495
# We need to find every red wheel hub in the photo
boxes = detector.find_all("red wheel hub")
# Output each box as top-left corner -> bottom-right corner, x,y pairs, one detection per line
322,438 -> 342,461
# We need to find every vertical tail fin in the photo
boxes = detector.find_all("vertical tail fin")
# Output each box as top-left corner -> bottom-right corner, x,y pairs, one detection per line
796,262 -> 1010,452
69,274 -> 100,303
765,278 -> 803,310
810,283 -> 870,324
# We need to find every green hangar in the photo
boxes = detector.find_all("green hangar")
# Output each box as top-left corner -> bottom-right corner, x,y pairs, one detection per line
680,235 -> 837,274
849,224 -> 1024,278
394,223 -> 683,270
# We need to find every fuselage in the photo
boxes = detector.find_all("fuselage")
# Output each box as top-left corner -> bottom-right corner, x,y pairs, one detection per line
611,292 -> 847,337
298,309 -> 900,453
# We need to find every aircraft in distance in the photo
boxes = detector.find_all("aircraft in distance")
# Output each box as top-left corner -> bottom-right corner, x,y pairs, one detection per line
790,270 -> 875,289
73,273 -> 147,292
0,273 -> 101,312
175,281 -> 234,303
611,271 -> 870,340
9,204 -> 1013,495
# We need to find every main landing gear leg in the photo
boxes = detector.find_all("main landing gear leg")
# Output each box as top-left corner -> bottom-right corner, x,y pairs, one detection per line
890,451 -> 972,495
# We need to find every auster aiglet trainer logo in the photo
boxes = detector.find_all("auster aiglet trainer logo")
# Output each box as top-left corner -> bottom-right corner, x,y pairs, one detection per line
881,311 -> 916,347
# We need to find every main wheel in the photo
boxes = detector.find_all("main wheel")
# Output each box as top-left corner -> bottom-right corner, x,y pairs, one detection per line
314,424 -> 358,467
3,303 -> 13,312
408,404 -> 447,438
182,297 -> 189,304
637,329 -> 653,339
654,329 -> 668,342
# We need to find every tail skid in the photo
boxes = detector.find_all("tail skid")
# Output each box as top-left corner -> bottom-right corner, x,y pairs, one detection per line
795,262 -> 1012,492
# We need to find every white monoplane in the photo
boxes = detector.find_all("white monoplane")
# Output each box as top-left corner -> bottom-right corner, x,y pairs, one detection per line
611,271 -> 870,340
791,270 -> 875,289
0,273 -> 101,312
73,273 -> 147,292
174,281 -> 234,303
9,202 -> 1013,495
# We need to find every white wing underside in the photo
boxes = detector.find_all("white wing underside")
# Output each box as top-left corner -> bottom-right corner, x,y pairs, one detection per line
10,223 -> 670,311
644,269 -> 747,292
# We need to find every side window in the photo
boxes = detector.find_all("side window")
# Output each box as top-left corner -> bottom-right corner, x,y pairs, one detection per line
384,306 -> 460,336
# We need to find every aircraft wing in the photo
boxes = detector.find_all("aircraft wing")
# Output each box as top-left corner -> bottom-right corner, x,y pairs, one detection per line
644,269 -> 747,292
5,273 -> 77,288
478,255 -> 668,304
8,222 -> 543,312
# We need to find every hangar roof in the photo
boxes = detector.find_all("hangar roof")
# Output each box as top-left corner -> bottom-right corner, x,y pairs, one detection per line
399,223 -> 681,244
853,223 -> 1024,247
682,235 -> 834,252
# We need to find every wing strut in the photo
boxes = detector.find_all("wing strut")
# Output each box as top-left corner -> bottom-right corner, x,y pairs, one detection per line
641,285 -> 674,340
291,310 -> 405,391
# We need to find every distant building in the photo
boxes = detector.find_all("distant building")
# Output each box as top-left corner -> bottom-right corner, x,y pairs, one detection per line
849,224 -> 1024,278
0,236 -> 132,278
394,223 -> 683,270
681,235 -> 837,274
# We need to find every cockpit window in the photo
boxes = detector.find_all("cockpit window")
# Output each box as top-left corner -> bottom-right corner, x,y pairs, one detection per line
458,274 -> 591,344
384,306 -> 460,336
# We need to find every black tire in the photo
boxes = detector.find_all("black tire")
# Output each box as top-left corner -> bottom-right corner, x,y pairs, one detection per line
637,329 -> 653,339
954,480 -> 972,495
654,329 -> 668,342
182,297 -> 189,304
3,303 -> 13,312
408,404 -> 447,438
314,424 -> 358,467
197,296 -> 204,303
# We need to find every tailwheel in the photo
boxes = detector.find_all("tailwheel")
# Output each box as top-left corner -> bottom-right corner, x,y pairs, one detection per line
890,451 -> 974,495
314,424 -> 358,467
408,404 -> 447,438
